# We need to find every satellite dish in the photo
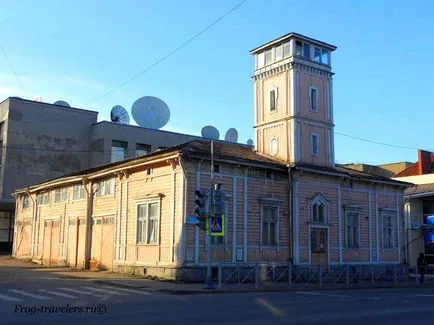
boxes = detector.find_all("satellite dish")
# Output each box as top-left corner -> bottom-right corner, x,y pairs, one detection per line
110,105 -> 130,125
131,96 -> 170,129
224,128 -> 238,143
247,139 -> 254,146
201,126 -> 219,140
53,100 -> 70,108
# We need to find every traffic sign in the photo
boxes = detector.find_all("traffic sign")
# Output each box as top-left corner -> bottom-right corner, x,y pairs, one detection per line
208,215 -> 225,237
186,216 -> 200,224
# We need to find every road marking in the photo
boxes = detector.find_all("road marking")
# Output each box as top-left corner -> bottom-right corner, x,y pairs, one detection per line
100,286 -> 151,295
8,290 -> 53,300
255,297 -> 286,316
0,293 -> 22,302
33,277 -> 63,280
58,288 -> 105,298
82,286 -> 128,296
38,289 -> 77,299
296,291 -> 352,298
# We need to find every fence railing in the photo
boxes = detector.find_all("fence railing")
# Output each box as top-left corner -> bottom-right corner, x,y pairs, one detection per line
217,263 -> 434,289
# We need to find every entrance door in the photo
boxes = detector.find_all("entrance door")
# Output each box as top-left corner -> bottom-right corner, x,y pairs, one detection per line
43,219 -> 60,266
91,216 -> 114,271
310,228 -> 328,266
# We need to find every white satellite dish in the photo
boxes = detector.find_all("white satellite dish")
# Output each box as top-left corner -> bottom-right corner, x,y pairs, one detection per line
201,126 -> 219,140
110,105 -> 130,125
224,128 -> 238,143
131,96 -> 170,129
247,139 -> 254,146
53,100 -> 70,108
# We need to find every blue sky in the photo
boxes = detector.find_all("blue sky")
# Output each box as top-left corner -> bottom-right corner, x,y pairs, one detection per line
0,0 -> 433,165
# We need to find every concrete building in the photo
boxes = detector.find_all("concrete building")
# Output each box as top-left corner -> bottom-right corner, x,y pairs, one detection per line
0,97 -> 203,252
392,150 -> 434,266
12,32 -> 412,280
343,162 -> 413,178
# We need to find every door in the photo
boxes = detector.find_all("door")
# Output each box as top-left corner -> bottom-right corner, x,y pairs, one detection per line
310,227 -> 328,266
91,216 -> 114,271
43,219 -> 60,266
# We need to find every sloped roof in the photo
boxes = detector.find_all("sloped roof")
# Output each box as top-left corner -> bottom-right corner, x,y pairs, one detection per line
404,183 -> 434,198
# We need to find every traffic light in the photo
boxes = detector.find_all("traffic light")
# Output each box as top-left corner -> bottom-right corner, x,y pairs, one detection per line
195,189 -> 209,230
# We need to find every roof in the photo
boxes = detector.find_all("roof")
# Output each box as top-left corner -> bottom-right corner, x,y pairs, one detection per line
250,32 -> 337,55
404,183 -> 434,198
13,140 -> 412,196
1,97 -> 98,115
12,140 -> 286,195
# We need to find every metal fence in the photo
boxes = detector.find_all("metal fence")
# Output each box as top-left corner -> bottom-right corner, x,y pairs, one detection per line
217,263 -> 434,289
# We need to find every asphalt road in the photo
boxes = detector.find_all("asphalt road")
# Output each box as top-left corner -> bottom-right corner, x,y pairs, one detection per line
1,265 -> 434,324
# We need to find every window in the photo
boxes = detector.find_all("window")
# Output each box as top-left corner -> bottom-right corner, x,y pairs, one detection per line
95,178 -> 114,197
310,87 -> 318,112
22,195 -> 29,209
275,45 -> 283,61
270,89 -> 277,111
303,44 -> 310,59
54,188 -> 68,203
257,52 -> 264,68
382,211 -> 394,248
312,203 -> 326,222
321,49 -> 329,64
137,201 -> 160,244
36,192 -> 50,205
295,41 -> 302,56
270,137 -> 278,156
314,48 -> 321,62
72,184 -> 86,200
283,42 -> 290,58
310,133 -> 319,157
346,210 -> 360,248
264,49 -> 273,66
136,143 -> 151,157
111,140 -> 128,163
213,164 -> 220,173
262,205 -> 278,246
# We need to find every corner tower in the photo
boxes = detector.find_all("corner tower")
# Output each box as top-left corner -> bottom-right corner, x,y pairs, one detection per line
250,33 -> 337,167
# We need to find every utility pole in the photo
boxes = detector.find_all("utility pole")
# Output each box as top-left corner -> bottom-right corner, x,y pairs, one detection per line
204,140 -> 215,289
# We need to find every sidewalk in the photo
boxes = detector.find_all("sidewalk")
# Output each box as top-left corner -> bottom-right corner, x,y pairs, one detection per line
2,256 -> 434,294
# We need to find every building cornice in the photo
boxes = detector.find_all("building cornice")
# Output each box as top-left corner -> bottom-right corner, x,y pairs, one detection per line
255,116 -> 334,129
252,59 -> 333,81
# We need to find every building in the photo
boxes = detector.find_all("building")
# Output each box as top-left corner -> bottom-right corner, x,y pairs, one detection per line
342,162 -> 413,178
392,150 -> 434,266
12,32 -> 411,280
0,97 -> 205,252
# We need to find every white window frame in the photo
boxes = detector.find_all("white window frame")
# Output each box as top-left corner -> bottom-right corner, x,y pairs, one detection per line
257,52 -> 264,68
22,195 -> 30,209
310,133 -> 320,157
72,184 -> 86,201
282,42 -> 290,58
345,209 -> 360,248
95,178 -> 115,197
270,87 -> 278,112
54,188 -> 68,204
309,194 -> 329,223
382,210 -> 395,249
313,47 -> 321,63
37,192 -> 50,206
275,44 -> 283,61
264,49 -> 273,66
309,86 -> 319,112
260,200 -> 279,247
136,199 -> 161,245
270,137 -> 278,156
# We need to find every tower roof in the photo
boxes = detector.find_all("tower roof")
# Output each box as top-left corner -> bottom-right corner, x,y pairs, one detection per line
250,32 -> 337,55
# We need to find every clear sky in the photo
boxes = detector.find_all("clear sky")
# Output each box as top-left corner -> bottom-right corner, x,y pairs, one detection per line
0,0 -> 433,165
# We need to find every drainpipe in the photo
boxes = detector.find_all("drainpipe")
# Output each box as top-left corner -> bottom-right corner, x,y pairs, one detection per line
288,167 -> 293,263
82,177 -> 94,270
28,190 -> 37,258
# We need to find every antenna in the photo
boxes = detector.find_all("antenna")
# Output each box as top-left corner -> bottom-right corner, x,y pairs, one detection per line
110,105 -> 130,125
131,96 -> 170,129
53,100 -> 70,108
224,128 -> 238,143
201,126 -> 219,140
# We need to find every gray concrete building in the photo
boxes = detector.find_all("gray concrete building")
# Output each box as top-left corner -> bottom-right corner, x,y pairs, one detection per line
0,96 -> 204,252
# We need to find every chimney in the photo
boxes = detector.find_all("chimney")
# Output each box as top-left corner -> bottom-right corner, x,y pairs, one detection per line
418,150 -> 432,175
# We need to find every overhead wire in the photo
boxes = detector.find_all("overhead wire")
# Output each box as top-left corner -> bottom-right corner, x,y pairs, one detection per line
0,45 -> 29,98
85,0 -> 249,106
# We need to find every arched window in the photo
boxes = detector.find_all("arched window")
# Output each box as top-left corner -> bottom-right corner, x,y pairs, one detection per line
309,193 -> 328,223
270,137 -> 278,156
